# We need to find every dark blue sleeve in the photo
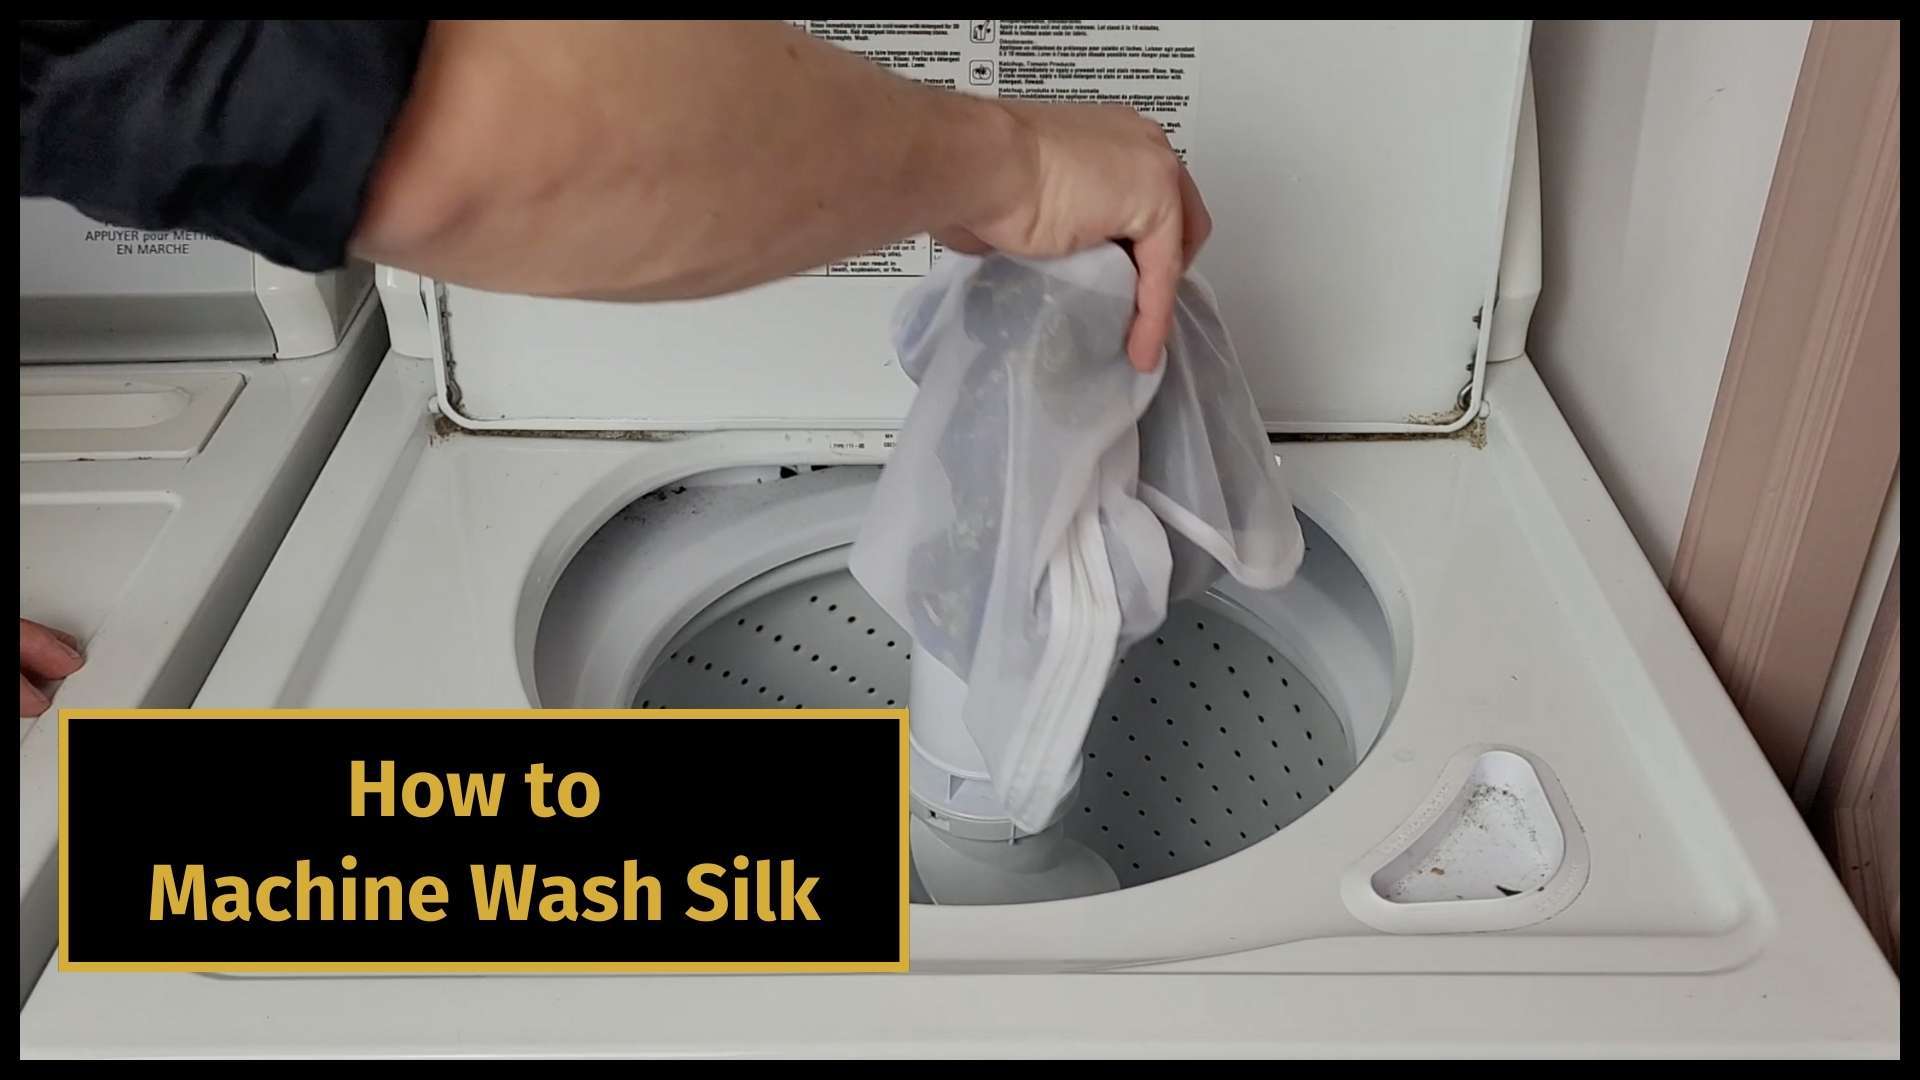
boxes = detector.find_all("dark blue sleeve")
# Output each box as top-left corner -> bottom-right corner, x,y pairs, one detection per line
19,20 -> 429,271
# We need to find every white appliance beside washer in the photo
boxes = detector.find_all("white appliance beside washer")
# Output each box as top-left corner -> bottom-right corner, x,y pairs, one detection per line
20,22 -> 1897,1058
17,198 -> 387,1004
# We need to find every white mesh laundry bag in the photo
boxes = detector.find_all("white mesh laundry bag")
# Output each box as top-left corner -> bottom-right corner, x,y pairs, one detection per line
850,244 -> 1305,834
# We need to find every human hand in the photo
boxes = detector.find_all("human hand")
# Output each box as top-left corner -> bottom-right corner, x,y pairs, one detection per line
20,618 -> 83,717
932,100 -> 1213,373
350,23 -> 1207,373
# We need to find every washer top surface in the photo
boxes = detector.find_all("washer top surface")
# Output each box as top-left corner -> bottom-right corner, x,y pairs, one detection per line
17,301 -> 385,1005
64,347 -> 1891,1056
17,299 -> 380,723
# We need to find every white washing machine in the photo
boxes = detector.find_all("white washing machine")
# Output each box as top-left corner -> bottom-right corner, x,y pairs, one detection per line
16,199 -> 387,1004
19,22 -> 1898,1058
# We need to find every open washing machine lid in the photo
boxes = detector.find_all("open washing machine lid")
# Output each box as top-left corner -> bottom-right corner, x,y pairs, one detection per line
417,20 -> 1532,436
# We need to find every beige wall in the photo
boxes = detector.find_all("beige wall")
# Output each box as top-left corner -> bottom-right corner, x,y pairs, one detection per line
1528,20 -> 1810,580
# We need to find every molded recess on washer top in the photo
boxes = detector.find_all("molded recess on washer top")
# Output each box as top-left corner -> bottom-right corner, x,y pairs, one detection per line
1342,746 -> 1588,933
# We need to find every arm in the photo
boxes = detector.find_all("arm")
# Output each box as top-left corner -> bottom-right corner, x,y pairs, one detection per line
21,21 -> 1205,370
354,21 -> 1206,369
354,21 -> 1017,300
20,21 -> 427,274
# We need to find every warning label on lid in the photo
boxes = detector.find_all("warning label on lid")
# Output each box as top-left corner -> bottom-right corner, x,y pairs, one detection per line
791,19 -> 1199,279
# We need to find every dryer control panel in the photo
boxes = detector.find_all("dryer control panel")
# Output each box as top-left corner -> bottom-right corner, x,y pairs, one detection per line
18,198 -> 372,364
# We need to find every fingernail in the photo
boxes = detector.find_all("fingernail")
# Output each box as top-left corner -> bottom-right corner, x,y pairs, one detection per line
54,637 -> 81,662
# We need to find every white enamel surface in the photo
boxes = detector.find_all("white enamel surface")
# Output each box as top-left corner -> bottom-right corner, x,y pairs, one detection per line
19,371 -> 242,460
16,302 -> 386,1004
431,20 -> 1530,434
196,357 -> 1756,962
21,349 -> 1894,1056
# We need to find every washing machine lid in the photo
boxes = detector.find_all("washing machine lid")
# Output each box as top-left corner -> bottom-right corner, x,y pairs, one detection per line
19,199 -> 374,363
427,20 -> 1531,435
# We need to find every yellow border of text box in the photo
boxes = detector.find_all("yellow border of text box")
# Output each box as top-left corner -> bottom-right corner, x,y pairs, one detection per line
58,708 -> 910,975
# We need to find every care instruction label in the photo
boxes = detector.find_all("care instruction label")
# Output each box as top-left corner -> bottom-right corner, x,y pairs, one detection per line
792,19 -> 1199,278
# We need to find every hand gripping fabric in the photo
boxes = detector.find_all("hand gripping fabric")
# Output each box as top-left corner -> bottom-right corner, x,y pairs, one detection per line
851,244 -> 1304,834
